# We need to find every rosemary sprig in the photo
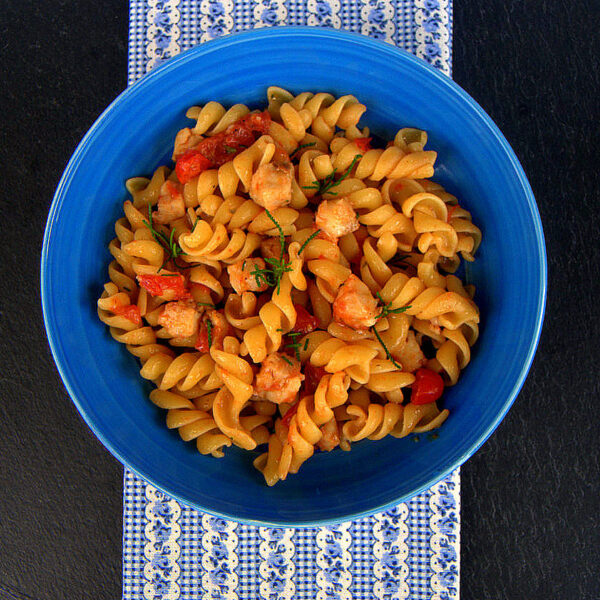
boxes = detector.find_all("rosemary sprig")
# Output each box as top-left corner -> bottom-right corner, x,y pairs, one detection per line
223,145 -> 237,154
143,205 -> 190,272
281,355 -> 294,367
302,154 -> 362,196
370,324 -> 403,370
284,331 -> 304,361
143,205 -> 203,272
297,229 -> 321,255
374,292 -> 412,320
369,293 -> 412,370
290,142 -> 316,160
250,209 -> 293,294
197,302 -> 216,308
206,319 -> 213,348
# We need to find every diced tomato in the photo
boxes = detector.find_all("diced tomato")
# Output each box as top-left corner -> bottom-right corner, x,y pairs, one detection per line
303,364 -> 327,395
111,302 -> 142,325
281,401 -> 299,427
176,111 -> 273,180
195,321 -> 210,352
447,205 -> 460,222
194,310 -> 233,352
354,137 -> 372,152
292,305 -> 319,334
137,274 -> 191,300
411,368 -> 445,405
175,149 -> 213,184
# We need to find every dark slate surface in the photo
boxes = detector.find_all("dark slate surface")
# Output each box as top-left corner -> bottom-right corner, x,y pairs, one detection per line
0,1 -> 598,599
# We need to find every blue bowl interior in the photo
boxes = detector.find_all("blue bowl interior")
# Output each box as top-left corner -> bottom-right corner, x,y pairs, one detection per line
41,28 -> 546,526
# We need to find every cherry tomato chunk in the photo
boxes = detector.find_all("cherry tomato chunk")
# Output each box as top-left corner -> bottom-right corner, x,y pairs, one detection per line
281,401 -> 299,427
195,322 -> 210,352
411,368 -> 445,405
111,302 -> 141,325
175,150 -> 212,184
354,137 -> 372,152
137,274 -> 190,300
174,111 -> 272,183
292,305 -> 319,334
303,364 -> 327,396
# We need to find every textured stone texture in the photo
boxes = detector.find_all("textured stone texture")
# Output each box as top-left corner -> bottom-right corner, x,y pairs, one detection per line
0,1 -> 598,599
454,2 -> 600,599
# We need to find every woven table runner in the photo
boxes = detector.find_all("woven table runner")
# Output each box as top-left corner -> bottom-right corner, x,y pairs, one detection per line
124,2 -> 458,599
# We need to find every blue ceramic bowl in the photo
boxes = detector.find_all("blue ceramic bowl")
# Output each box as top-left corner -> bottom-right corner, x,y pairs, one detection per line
41,28 -> 546,526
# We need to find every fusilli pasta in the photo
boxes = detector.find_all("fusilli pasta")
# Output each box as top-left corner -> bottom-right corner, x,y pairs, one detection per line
97,88 -> 482,485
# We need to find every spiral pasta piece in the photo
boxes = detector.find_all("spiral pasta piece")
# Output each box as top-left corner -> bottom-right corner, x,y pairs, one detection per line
243,245 -> 305,362
211,337 -> 257,450
254,372 -> 350,485
330,136 -> 436,180
342,401 -> 450,443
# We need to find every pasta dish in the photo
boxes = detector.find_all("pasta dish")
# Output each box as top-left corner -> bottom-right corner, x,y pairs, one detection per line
97,87 -> 482,485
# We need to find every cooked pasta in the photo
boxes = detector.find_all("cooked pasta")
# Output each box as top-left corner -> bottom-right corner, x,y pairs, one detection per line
97,87 -> 482,485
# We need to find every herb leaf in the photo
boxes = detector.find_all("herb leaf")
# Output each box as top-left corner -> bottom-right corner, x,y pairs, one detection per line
370,325 -> 403,370
375,292 -> 412,320
206,319 -> 213,349
249,209 -> 293,294
281,355 -> 294,367
302,154 -> 362,196
143,205 -> 200,273
290,142 -> 316,160
298,229 -> 321,255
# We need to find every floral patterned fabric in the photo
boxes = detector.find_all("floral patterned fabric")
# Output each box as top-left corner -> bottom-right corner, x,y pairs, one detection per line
124,2 -> 457,598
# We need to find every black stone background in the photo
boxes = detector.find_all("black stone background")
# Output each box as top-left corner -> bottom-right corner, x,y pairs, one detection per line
1,1 -> 598,598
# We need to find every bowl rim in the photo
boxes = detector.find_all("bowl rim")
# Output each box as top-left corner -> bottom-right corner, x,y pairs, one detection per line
41,26 -> 547,526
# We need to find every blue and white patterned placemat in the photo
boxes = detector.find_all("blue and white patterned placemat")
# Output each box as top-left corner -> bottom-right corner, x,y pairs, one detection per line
124,2 -> 458,599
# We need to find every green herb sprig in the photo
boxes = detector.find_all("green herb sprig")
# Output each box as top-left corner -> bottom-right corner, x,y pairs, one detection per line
143,205 -> 200,272
197,302 -> 216,309
284,331 -> 304,361
370,293 -> 412,370
297,229 -> 321,255
206,318 -> 213,348
302,154 -> 362,196
290,142 -> 316,160
374,292 -> 412,321
250,209 -> 293,294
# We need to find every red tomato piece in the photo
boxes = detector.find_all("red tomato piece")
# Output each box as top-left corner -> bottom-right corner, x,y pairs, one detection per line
241,110 -> 272,135
137,274 -> 191,300
411,368 -> 445,405
447,204 -> 461,222
354,137 -> 372,152
303,364 -> 327,396
175,149 -> 213,184
281,401 -> 299,427
292,305 -> 319,334
188,111 -> 273,169
112,303 -> 142,325
195,321 -> 210,352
